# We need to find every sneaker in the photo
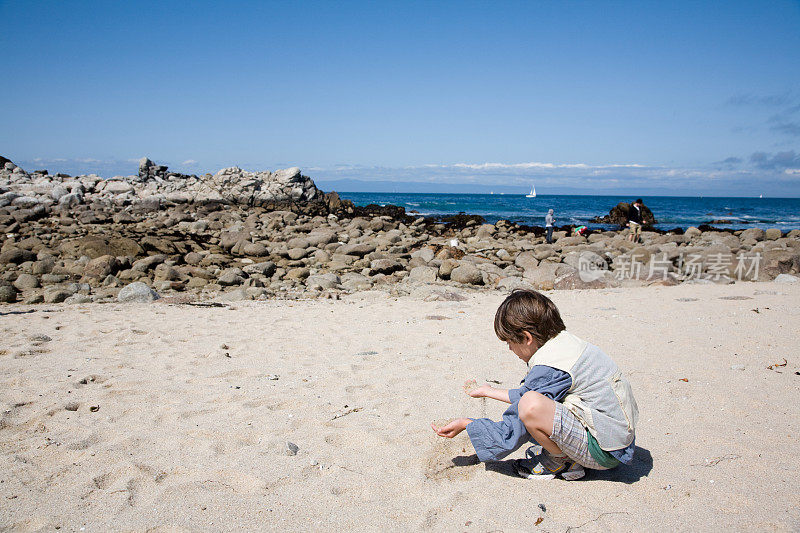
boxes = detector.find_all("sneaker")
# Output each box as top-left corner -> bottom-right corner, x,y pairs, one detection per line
561,462 -> 586,481
513,458 -> 568,480
514,449 -> 586,481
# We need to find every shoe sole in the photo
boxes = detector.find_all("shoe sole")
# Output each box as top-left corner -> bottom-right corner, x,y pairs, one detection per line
561,468 -> 586,481
513,459 -> 559,480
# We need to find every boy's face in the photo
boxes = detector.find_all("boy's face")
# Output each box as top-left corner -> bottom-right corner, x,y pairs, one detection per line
506,331 -> 539,363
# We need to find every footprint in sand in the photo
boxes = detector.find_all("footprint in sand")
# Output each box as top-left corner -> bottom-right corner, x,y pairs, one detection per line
76,374 -> 107,386
29,334 -> 52,345
13,348 -> 49,359
68,432 -> 100,450
420,491 -> 469,530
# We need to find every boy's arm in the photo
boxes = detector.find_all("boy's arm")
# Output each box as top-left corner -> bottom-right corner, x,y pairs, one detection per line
466,366 -> 571,405
508,365 -> 572,403
468,384 -> 511,403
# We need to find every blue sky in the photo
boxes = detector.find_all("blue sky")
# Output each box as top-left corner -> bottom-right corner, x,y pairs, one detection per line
1,0 -> 799,196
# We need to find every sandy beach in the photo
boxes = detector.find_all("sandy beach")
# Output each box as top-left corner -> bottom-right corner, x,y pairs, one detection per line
1,281 -> 799,531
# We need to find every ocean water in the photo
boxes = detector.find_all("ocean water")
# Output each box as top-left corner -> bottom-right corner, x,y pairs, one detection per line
338,193 -> 800,231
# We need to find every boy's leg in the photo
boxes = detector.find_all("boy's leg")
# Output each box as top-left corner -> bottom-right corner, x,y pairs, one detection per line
517,391 -> 562,456
518,391 -> 611,471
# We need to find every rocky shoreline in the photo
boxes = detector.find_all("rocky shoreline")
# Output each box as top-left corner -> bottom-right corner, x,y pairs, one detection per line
1,157 -> 799,304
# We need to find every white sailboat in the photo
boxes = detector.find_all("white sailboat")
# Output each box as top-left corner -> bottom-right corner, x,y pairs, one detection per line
526,184 -> 536,198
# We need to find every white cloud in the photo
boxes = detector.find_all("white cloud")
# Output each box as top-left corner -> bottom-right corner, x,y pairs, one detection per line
445,161 -> 644,171
182,159 -> 198,166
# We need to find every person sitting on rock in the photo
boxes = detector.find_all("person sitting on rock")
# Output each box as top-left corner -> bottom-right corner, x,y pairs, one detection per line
432,289 -> 638,480
627,199 -> 644,243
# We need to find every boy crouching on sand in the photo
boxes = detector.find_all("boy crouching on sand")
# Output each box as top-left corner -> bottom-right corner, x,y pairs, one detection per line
432,289 -> 638,480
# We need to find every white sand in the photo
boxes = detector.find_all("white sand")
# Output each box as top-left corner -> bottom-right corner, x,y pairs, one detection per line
1,282 -> 799,531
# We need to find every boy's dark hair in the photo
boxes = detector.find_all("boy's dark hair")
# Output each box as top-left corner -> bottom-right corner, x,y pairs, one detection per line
635,198 -> 643,204
494,289 -> 566,345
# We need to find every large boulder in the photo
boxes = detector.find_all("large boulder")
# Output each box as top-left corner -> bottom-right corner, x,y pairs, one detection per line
592,202 -> 656,226
532,244 -> 556,261
522,262 -> 562,290
154,264 -> 183,282
339,243 -> 376,257
739,228 -> 765,242
765,228 -> 782,241
514,251 -> 539,271
438,258 -> 459,279
563,250 -> 608,274
556,235 -> 586,247
60,236 -> 143,259
13,273 -> 40,291
305,231 -> 337,247
409,266 -> 439,283
285,267 -> 310,280
450,262 -> 483,285
758,249 -> 800,280
370,259 -> 403,275
118,282 -> 160,302
242,242 -> 268,257
554,267 -> 619,290
132,254 -> 168,272
0,284 -> 18,303
0,247 -> 36,265
137,157 -> 169,180
243,261 -> 276,277
218,268 -> 246,286
306,273 -> 341,290
191,166 -> 325,209
102,180 -> 135,194
44,287 -> 75,303
83,255 -> 119,279
496,277 -> 537,291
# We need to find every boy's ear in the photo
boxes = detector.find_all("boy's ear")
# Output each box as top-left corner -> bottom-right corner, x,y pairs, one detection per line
523,331 -> 535,346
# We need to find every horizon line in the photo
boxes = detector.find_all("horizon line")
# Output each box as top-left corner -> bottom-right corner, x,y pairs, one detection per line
331,191 -> 800,200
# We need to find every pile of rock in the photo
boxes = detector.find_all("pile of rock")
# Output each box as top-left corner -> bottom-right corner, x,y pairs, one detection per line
0,156 -> 336,218
591,202 -> 657,226
1,157 -> 799,304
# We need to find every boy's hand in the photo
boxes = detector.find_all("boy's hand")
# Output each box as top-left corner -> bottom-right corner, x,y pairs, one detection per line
468,384 -> 493,398
463,379 -> 493,398
431,418 -> 470,438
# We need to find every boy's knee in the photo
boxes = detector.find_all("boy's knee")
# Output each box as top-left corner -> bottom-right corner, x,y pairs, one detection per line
518,391 -> 549,421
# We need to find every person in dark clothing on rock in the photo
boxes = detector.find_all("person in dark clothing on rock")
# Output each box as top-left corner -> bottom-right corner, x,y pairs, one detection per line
627,199 -> 644,243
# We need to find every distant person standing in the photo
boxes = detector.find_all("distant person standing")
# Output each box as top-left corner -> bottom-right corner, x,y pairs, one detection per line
627,199 -> 644,243
545,209 -> 555,244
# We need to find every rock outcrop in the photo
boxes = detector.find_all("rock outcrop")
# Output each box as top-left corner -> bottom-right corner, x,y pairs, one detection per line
1,156 -> 344,216
591,202 -> 656,226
